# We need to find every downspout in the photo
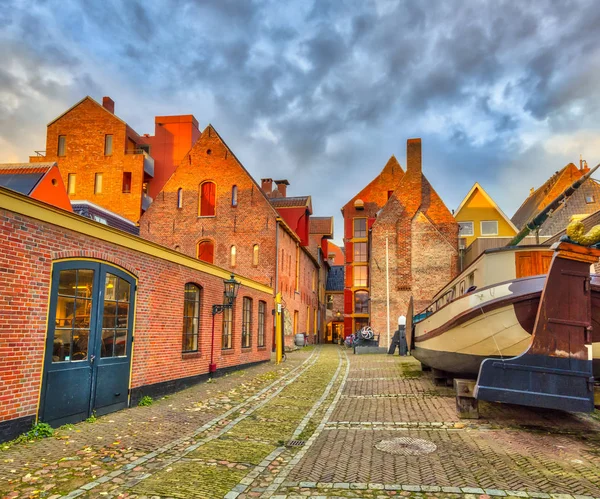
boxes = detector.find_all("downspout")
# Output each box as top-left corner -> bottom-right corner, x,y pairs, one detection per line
386,236 -> 390,349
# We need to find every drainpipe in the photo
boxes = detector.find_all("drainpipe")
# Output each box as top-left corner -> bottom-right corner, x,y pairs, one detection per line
386,236 -> 390,349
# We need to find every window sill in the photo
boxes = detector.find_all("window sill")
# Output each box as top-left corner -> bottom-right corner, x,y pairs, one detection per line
222,349 -> 235,355
241,347 -> 252,352
197,215 -> 216,219
257,346 -> 267,351
182,351 -> 202,359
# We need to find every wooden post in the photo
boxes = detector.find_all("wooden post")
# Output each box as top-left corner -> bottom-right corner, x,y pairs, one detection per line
454,378 -> 479,419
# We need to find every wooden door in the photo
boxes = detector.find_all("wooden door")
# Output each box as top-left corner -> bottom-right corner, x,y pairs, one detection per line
515,251 -> 554,278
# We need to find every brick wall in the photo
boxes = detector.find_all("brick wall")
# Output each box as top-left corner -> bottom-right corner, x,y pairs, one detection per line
0,203 -> 272,428
30,97 -> 147,223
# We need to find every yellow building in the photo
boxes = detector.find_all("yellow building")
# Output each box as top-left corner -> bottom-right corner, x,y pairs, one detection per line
454,182 -> 518,248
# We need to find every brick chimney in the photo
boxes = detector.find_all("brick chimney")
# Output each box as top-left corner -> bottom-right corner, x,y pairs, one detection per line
102,96 -> 115,114
406,138 -> 421,173
261,178 -> 273,195
275,179 -> 289,198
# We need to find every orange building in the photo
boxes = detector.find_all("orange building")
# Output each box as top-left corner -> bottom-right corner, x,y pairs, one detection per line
0,162 -> 72,212
30,96 -> 199,224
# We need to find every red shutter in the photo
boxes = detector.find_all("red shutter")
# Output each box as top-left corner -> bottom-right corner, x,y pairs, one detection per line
345,218 -> 353,239
344,317 -> 353,337
345,242 -> 353,263
344,289 -> 352,314
198,241 -> 214,263
345,266 -> 353,288
201,182 -> 216,216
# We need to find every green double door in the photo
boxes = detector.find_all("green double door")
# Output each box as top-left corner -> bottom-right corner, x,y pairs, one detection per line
39,261 -> 136,427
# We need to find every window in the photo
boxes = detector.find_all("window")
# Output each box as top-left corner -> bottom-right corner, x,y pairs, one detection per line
242,297 -> 252,348
307,306 -> 310,333
58,135 -> 66,156
355,290 -> 369,314
326,294 -> 333,310
104,134 -> 113,155
586,195 -> 595,204
258,301 -> 266,347
222,306 -> 233,349
354,266 -> 368,287
387,190 -> 393,199
480,220 -> 498,236
253,244 -> 259,266
92,215 -> 107,225
197,240 -> 214,264
354,242 -> 367,262
101,272 -> 131,358
122,172 -> 132,193
232,185 -> 238,207
182,284 -> 201,352
67,174 -> 76,195
177,188 -> 183,209
230,245 -> 236,267
199,181 -> 216,216
458,221 -> 474,236
94,173 -> 103,194
353,218 -> 367,238
293,310 -> 298,335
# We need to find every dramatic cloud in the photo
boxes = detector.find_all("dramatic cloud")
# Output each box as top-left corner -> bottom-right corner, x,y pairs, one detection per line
2,0 -> 600,243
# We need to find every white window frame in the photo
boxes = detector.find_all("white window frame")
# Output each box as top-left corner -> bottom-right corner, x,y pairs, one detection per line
458,221 -> 474,236
480,220 -> 499,236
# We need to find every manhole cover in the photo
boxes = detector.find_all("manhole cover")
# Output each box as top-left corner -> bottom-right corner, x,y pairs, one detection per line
375,437 -> 437,456
286,440 -> 305,447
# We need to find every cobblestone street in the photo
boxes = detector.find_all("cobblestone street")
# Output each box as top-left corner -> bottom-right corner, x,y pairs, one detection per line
2,346 -> 600,499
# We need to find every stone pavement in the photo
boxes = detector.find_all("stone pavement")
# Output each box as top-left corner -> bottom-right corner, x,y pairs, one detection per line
2,346 -> 600,499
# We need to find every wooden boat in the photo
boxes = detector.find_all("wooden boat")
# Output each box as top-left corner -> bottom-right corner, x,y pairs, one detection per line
407,242 -> 600,412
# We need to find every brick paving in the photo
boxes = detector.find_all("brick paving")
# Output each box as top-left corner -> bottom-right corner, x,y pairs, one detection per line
2,347 -> 600,499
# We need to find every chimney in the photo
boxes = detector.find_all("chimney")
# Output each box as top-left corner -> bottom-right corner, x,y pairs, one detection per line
261,178 -> 273,195
102,96 -> 115,114
275,179 -> 290,198
406,138 -> 422,174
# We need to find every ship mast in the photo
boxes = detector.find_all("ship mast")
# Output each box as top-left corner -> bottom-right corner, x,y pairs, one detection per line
507,161 -> 600,247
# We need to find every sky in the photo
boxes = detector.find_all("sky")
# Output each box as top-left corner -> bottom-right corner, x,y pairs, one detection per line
2,0 -> 600,245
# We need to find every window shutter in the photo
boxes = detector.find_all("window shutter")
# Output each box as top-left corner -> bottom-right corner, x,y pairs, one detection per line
344,289 -> 352,313
344,218 -> 353,239
344,266 -> 353,289
201,182 -> 216,216
345,242 -> 353,263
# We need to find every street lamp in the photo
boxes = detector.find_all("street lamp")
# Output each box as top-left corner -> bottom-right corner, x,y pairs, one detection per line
209,273 -> 241,374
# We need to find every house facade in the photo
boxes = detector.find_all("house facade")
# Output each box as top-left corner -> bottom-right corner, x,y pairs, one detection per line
139,125 -> 326,347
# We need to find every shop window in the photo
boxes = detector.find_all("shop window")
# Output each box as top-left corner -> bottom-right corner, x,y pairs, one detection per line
182,283 -> 201,353
353,218 -> 367,238
258,301 -> 266,347
94,173 -> 103,194
197,240 -> 214,264
354,266 -> 368,287
199,181 -> 216,216
58,135 -> 66,156
122,172 -> 132,193
222,306 -> 233,349
104,134 -> 113,156
242,297 -> 252,348
354,242 -> 367,262
232,185 -> 238,207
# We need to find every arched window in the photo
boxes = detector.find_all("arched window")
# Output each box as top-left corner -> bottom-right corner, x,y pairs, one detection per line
197,240 -> 214,264
177,188 -> 183,209
183,284 -> 201,352
253,244 -> 259,266
242,297 -> 252,348
354,290 -> 369,314
231,185 -> 238,207
230,245 -> 236,267
199,181 -> 216,216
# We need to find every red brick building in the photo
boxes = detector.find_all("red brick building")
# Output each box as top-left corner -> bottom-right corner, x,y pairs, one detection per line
29,96 -> 199,224
139,125 -> 327,347
342,140 -> 458,344
0,186 -> 272,442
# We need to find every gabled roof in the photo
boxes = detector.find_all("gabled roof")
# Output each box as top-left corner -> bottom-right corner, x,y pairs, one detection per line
0,162 -> 56,195
47,96 -> 126,127
270,196 -> 312,212
326,265 -> 344,291
511,163 -> 587,231
455,182 -> 518,232
309,216 -> 333,236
